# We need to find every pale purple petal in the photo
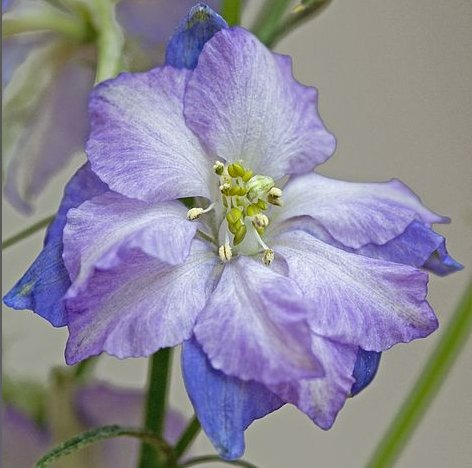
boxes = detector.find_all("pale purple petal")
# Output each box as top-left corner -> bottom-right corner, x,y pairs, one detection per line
269,217 -> 461,276
76,383 -> 186,468
272,336 -> 357,430
5,53 -> 93,213
65,240 -> 218,364
87,66 -> 212,203
63,192 -> 197,296
274,230 -> 438,351
2,406 -> 49,468
194,256 -> 323,385
184,28 -> 335,179
277,173 -> 448,249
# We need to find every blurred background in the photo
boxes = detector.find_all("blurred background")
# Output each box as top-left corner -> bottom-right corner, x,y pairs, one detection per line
2,1 -> 472,467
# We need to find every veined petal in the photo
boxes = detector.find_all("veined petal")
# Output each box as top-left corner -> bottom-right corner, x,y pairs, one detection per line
357,220 -> 463,275
274,231 -> 438,351
184,28 -> 335,180
65,240 -> 219,364
277,173 -> 448,249
351,349 -> 382,396
182,337 -> 283,460
3,164 -> 107,326
194,256 -> 323,385
87,66 -> 212,203
272,336 -> 357,430
165,3 -> 227,70
63,192 -> 197,296
270,217 -> 462,277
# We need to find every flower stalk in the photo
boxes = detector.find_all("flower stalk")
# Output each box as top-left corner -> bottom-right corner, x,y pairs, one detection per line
138,348 -> 173,468
366,279 -> 472,468
174,416 -> 201,460
221,0 -> 243,26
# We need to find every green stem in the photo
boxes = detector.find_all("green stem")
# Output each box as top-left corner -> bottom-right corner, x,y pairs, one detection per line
174,416 -> 201,460
2,214 -> 54,250
138,348 -> 173,468
251,0 -> 292,45
180,455 -> 259,468
264,0 -> 332,47
366,280 -> 472,468
93,0 -> 124,83
221,0 -> 243,26
2,13 -> 89,41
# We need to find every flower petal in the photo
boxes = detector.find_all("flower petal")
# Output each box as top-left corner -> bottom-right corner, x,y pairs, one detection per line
184,28 -> 335,180
3,164 -> 107,326
76,383 -> 186,468
278,173 -> 448,249
274,230 -> 438,351
3,45 -> 93,213
350,349 -> 382,396
270,217 -> 462,277
87,66 -> 211,203
63,192 -> 197,296
194,256 -> 323,385
182,337 -> 283,460
272,336 -> 357,430
65,240 -> 218,364
165,3 -> 227,70
2,406 -> 50,468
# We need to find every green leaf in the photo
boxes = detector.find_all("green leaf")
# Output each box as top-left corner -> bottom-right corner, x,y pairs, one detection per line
36,425 -> 174,468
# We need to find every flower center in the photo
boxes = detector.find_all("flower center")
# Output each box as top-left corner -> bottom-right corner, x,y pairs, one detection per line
187,161 -> 283,265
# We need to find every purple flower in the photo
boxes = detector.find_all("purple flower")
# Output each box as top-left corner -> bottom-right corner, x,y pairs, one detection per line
2,382 -> 185,468
2,0 -> 219,213
4,5 -> 462,460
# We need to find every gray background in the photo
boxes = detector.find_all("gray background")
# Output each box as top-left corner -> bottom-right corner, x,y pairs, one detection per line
2,1 -> 471,467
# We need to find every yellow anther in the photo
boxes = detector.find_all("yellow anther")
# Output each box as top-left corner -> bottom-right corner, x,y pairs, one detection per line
253,214 -> 269,229
263,249 -> 274,266
233,224 -> 247,245
226,207 -> 243,224
213,160 -> 225,175
186,207 -> 204,220
246,204 -> 260,217
228,186 -> 241,196
256,199 -> 268,210
242,169 -> 253,182
228,163 -> 245,178
219,243 -> 232,262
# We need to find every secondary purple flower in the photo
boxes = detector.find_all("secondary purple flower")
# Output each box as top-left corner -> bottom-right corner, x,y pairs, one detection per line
2,0 -> 219,213
2,382 -> 185,468
4,4 -> 462,460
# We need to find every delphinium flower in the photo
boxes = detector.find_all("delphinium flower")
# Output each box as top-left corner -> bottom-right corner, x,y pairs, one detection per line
2,0 -> 218,213
2,381 -> 185,467
4,4 -> 462,460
